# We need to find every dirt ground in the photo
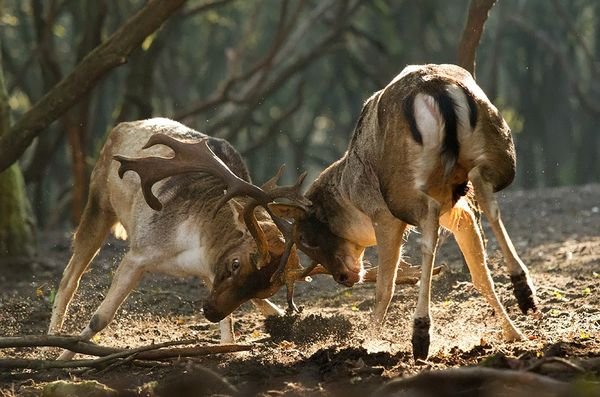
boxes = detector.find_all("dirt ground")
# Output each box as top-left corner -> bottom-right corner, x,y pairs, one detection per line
1,184 -> 599,396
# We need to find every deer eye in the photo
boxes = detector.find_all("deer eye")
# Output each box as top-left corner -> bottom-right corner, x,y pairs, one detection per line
230,259 -> 241,273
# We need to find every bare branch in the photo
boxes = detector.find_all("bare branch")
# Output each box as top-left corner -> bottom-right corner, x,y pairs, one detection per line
241,80 -> 305,156
213,5 -> 357,140
181,0 -> 237,18
174,1 -> 303,121
0,0 -> 188,172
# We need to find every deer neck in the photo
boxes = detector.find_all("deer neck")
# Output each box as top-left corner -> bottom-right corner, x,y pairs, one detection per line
307,157 -> 377,247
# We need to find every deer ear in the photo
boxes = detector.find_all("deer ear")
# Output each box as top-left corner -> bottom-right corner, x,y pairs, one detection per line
268,203 -> 308,221
228,199 -> 247,233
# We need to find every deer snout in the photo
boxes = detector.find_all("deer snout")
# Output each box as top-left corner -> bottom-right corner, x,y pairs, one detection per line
332,255 -> 361,287
334,271 -> 359,287
203,302 -> 227,323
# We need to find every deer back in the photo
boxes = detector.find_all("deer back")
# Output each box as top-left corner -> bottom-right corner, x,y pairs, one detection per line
346,64 -> 516,211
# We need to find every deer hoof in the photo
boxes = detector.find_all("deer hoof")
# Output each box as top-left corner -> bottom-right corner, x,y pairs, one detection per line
502,325 -> 525,342
510,272 -> 537,314
411,317 -> 431,360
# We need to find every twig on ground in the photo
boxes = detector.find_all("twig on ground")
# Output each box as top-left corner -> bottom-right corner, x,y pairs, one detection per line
0,335 -> 252,369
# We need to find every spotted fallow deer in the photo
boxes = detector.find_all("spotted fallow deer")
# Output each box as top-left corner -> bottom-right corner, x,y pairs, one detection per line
270,64 -> 537,359
48,118 -> 314,359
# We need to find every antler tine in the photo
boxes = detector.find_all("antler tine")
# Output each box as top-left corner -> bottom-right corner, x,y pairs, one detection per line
114,155 -> 168,211
242,199 -> 271,269
241,170 -> 307,272
261,165 -> 286,191
256,170 -> 311,312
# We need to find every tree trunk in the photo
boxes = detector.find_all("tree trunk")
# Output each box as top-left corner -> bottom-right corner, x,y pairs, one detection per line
457,0 -> 498,77
0,34 -> 36,257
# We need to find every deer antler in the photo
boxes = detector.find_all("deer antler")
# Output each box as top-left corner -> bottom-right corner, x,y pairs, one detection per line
114,134 -> 310,281
114,134 -> 266,211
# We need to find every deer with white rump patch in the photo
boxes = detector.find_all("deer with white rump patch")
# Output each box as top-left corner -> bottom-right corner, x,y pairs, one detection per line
49,117 -> 430,360
269,64 -> 537,359
48,118 -> 315,359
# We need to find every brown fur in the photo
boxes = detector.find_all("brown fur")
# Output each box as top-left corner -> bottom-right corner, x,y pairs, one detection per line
289,64 -> 536,359
49,118 -> 290,358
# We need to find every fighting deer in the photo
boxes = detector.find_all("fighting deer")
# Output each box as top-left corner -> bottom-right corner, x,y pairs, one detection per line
269,64 -> 537,359
48,118 -> 313,359
49,117 -> 426,360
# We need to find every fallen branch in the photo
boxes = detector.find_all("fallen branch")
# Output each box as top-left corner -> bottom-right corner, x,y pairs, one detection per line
0,336 -> 252,369
0,335 -> 125,356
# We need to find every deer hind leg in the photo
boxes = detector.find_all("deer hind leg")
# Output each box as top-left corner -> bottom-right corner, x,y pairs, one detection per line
385,191 -> 441,360
57,253 -> 144,360
440,199 -> 523,341
49,193 -> 116,334
468,167 -> 536,314
412,196 -> 441,360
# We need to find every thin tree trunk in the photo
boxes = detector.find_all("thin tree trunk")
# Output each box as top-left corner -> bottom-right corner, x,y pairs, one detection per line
64,118 -> 88,223
457,0 -> 498,77
63,0 -> 106,224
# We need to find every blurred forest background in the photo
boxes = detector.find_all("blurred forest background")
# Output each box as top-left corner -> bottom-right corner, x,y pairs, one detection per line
0,0 -> 598,257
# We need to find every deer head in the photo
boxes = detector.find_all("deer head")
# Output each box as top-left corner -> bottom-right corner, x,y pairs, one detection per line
114,133 -> 310,320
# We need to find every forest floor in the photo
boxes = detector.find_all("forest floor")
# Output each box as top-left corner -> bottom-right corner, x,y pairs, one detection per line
0,184 -> 599,396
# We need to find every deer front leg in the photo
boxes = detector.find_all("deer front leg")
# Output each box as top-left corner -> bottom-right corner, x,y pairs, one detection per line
372,214 -> 407,327
440,198 -> 523,342
57,254 -> 144,360
469,167 -> 536,314
219,317 -> 235,344
49,198 -> 116,334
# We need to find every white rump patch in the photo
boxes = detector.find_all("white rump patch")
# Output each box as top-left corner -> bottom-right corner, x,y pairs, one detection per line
413,93 -> 445,190
414,93 -> 444,148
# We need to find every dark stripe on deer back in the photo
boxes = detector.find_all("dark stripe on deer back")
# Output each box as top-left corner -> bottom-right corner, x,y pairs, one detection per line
463,86 -> 478,129
429,85 -> 459,169
403,92 -> 423,145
